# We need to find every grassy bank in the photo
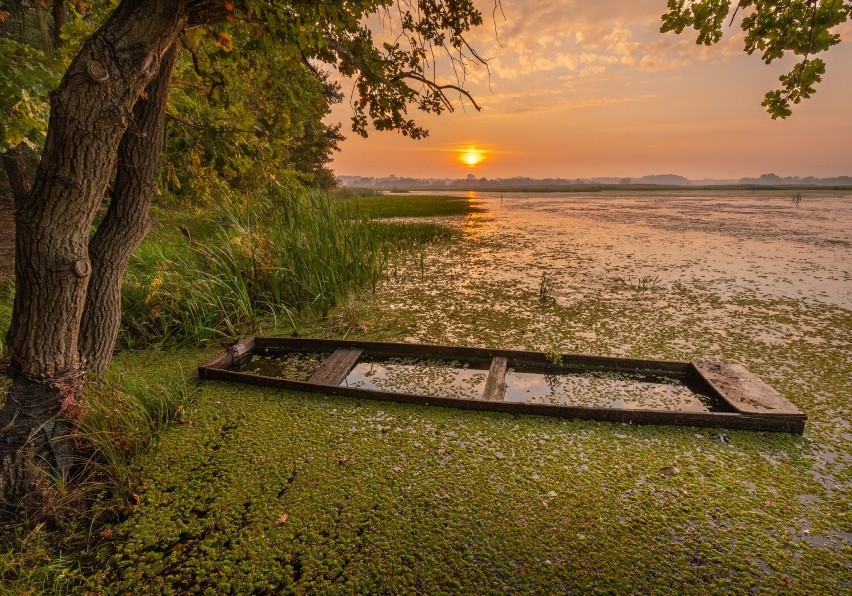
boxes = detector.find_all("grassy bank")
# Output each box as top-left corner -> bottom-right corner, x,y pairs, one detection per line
344,193 -> 484,218
119,190 -> 464,347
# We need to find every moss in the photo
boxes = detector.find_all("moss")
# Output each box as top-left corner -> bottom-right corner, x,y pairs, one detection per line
95,266 -> 848,589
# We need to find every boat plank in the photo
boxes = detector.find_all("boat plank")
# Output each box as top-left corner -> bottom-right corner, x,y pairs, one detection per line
693,362 -> 804,417
482,357 -> 508,401
308,347 -> 363,386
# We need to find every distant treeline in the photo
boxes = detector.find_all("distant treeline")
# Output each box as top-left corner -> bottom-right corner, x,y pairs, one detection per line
339,173 -> 852,192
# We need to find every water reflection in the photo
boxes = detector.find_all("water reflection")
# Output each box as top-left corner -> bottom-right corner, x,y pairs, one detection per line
503,370 -> 718,412
341,357 -> 488,400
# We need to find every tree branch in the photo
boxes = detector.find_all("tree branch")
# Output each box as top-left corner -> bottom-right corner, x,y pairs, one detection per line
180,34 -> 226,96
187,0 -> 233,27
399,71 -> 481,111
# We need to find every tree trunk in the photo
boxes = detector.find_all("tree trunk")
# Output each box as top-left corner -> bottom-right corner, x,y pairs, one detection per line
1,0 -> 188,508
52,0 -> 66,50
36,3 -> 54,54
80,45 -> 178,374
1,147 -> 32,209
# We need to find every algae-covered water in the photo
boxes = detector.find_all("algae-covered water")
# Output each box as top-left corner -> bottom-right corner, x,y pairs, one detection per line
98,190 -> 851,593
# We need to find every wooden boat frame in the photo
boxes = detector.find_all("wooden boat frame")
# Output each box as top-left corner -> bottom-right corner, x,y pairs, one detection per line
198,337 -> 806,434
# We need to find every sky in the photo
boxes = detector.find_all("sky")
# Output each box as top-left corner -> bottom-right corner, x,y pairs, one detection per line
326,1 -> 852,180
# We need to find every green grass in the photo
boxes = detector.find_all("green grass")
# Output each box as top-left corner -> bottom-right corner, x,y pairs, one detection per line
342,193 -> 485,218
0,186 -> 480,593
0,351 -> 198,593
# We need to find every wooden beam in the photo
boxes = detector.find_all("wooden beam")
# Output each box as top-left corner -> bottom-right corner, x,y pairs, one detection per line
482,356 -> 508,401
308,347 -> 363,386
693,362 -> 804,417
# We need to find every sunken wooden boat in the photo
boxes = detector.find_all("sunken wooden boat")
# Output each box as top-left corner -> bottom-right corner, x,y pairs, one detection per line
198,337 -> 806,434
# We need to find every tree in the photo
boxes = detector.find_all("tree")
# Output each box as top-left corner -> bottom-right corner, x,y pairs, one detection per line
0,0 -> 487,506
661,0 -> 851,118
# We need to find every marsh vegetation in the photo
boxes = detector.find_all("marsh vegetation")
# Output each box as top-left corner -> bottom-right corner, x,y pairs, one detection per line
2,190 -> 850,593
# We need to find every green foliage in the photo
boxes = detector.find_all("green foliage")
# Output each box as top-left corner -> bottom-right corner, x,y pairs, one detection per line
2,0 -> 488,191
164,26 -> 344,205
238,0 -> 485,139
0,37 -> 60,150
661,0 -> 851,118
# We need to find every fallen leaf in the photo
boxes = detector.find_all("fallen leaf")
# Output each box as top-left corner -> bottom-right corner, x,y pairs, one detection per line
215,32 -> 234,52
99,528 -> 114,538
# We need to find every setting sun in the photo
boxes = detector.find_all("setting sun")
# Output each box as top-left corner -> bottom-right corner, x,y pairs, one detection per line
457,147 -> 486,167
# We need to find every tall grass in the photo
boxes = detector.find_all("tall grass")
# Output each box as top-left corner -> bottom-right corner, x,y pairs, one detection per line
119,189 -> 457,347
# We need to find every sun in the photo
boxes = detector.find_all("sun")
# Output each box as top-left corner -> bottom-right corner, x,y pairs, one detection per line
457,147 -> 486,167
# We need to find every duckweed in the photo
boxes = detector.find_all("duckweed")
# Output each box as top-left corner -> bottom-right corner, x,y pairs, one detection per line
90,191 -> 851,593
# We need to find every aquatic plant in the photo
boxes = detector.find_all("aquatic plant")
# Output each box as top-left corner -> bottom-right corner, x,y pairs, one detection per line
539,272 -> 556,304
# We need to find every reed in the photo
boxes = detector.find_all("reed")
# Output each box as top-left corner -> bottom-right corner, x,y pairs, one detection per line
119,189 -> 457,347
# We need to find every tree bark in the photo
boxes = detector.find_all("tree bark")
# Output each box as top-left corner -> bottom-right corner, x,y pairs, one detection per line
52,0 -> 66,49
1,0 -> 188,508
36,3 -> 54,54
1,147 -> 32,209
80,45 -> 178,374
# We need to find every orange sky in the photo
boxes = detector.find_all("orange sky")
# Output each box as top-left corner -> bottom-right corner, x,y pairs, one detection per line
327,1 -> 852,180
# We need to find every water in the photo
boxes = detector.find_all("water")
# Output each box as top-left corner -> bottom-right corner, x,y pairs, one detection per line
424,190 -> 852,308
235,352 -> 326,381
340,357 -> 489,400
503,369 -> 720,412
237,352 -> 724,412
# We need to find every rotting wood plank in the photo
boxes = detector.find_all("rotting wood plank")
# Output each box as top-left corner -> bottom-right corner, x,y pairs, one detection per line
693,362 -> 804,417
482,356 -> 508,401
308,347 -> 363,386
198,336 -> 255,374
